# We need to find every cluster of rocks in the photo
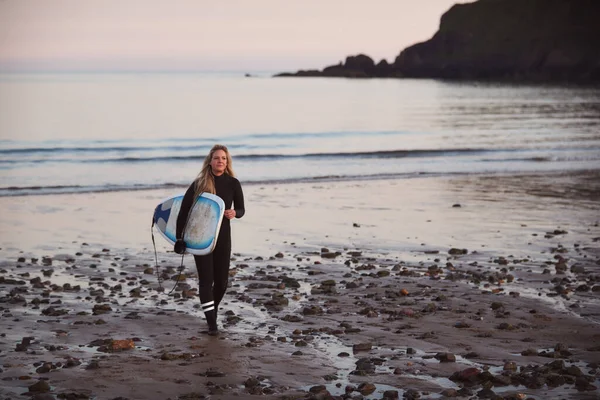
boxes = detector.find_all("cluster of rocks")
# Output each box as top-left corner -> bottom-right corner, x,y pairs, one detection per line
447,357 -> 598,397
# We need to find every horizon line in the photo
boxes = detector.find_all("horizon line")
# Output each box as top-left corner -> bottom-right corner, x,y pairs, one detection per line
0,68 -> 281,75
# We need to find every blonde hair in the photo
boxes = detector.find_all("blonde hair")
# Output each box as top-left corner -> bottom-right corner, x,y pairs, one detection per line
193,144 -> 235,199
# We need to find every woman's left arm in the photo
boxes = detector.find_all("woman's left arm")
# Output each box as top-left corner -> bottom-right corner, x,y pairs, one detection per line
233,179 -> 245,218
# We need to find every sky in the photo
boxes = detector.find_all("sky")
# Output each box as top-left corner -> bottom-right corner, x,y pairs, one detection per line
0,0 -> 471,72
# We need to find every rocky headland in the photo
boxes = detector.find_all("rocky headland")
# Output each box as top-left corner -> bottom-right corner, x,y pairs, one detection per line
275,0 -> 600,82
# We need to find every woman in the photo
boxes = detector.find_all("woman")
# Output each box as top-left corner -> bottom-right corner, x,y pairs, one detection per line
175,144 -> 245,336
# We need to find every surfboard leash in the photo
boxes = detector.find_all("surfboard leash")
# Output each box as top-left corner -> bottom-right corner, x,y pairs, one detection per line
166,199 -> 198,296
150,216 -> 165,292
150,219 -> 183,296
169,254 -> 186,296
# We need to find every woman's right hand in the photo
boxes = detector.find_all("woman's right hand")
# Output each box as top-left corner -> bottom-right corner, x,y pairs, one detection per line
174,239 -> 187,254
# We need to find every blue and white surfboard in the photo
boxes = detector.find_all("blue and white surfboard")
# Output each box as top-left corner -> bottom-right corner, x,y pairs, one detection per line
153,193 -> 225,255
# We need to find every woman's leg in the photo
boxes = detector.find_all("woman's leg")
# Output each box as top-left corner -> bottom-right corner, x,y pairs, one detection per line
212,239 -> 231,312
194,254 -> 218,334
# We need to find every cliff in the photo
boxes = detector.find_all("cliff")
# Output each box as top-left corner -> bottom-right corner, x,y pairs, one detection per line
274,0 -> 600,82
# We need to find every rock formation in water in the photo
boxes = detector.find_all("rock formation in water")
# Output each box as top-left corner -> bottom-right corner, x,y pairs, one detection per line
275,0 -> 600,82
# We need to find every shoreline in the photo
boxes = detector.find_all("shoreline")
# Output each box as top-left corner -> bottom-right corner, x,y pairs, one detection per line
1,171 -> 599,399
3,168 -> 600,198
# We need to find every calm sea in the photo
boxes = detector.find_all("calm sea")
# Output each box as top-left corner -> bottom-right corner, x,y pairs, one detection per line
1,72 -> 599,196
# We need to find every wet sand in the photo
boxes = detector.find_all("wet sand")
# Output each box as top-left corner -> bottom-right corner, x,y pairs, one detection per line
1,171 -> 599,400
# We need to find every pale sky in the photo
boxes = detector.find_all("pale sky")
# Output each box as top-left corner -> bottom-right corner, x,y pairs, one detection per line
0,0 -> 470,72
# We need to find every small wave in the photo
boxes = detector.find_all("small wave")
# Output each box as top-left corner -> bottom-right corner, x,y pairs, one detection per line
0,182 -> 184,197
0,131 -> 403,154
3,166 -> 600,197
300,148 -> 488,159
235,130 -> 407,141
2,184 -> 84,191
0,184 -> 85,195
481,154 -> 600,163
0,144 -> 214,155
481,156 -> 553,163
0,130 -> 421,156
0,147 -> 496,164
0,172 -> 448,197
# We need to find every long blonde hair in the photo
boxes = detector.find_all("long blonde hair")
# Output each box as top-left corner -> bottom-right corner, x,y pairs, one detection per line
193,144 -> 235,199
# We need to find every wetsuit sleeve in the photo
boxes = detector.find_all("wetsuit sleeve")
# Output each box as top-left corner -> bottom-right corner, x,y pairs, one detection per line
233,179 -> 245,219
176,182 -> 196,240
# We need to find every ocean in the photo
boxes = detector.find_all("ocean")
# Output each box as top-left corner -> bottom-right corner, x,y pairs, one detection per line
1,72 -> 599,196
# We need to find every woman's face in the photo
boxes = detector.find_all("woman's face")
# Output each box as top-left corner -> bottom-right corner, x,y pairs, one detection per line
210,149 -> 228,175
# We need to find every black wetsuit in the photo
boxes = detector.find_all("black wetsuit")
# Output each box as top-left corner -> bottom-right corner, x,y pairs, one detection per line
176,173 -> 245,324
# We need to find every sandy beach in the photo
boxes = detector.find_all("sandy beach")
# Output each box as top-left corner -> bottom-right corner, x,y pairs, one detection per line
1,171 -> 599,400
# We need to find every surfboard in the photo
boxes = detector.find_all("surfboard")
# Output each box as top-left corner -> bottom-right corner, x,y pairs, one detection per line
153,192 -> 225,255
